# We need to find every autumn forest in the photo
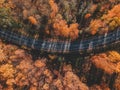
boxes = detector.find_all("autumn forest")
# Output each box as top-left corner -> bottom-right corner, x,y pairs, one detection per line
0,0 -> 120,90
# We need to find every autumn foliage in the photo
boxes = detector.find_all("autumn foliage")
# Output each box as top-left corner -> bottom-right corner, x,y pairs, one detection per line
48,0 -> 79,40
1,38 -> 120,89
91,51 -> 120,74
0,40 -> 89,90
28,16 -> 38,25
0,1 -> 120,90
0,0 -> 119,40
52,16 -> 79,40
89,4 -> 120,35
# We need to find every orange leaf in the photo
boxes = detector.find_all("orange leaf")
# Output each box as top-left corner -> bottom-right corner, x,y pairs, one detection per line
84,13 -> 91,19
28,16 -> 38,25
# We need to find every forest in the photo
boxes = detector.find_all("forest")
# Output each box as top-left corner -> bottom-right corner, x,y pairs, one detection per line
0,0 -> 120,90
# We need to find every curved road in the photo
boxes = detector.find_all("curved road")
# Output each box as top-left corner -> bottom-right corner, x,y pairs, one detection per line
0,27 -> 120,53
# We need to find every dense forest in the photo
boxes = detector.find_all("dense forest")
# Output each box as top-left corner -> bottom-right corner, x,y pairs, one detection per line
0,0 -> 120,90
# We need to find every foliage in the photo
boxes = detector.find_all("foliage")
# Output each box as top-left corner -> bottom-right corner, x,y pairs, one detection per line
0,40 -> 89,90
0,7 -> 21,30
0,64 -> 15,79
0,1 -> 120,90
89,4 -> 120,35
91,51 -> 120,74
0,39 -> 120,90
48,0 -> 79,40
0,0 -> 119,40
